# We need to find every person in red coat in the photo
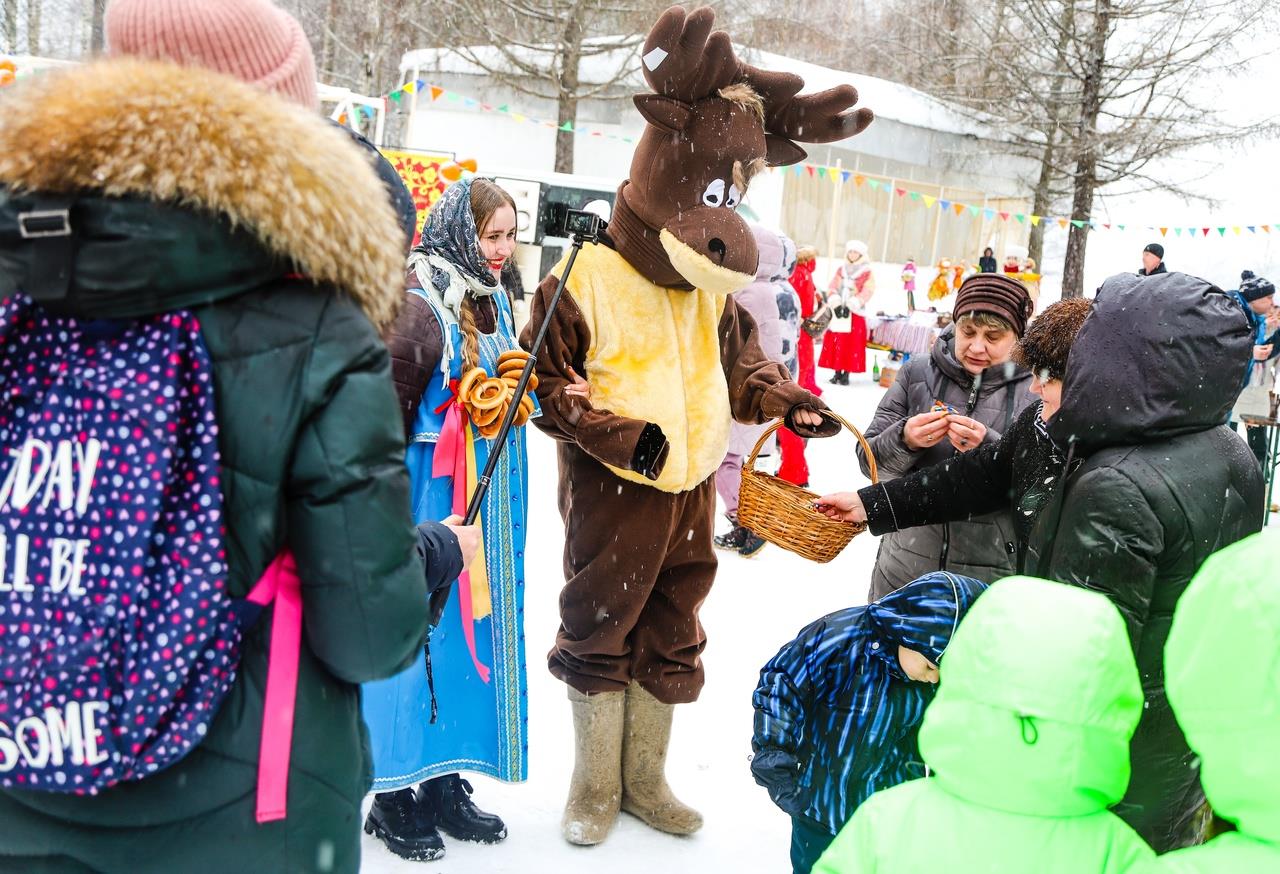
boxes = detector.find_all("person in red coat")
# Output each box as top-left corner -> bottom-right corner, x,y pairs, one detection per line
819,240 -> 875,384
790,246 -> 823,398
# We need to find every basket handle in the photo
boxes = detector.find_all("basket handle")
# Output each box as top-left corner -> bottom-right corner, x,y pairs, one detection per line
744,412 -> 879,485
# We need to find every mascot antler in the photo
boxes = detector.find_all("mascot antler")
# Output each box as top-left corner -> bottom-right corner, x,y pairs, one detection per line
740,66 -> 875,145
640,5 -> 874,155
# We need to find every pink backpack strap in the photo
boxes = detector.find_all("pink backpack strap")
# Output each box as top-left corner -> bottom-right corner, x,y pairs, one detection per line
245,551 -> 303,824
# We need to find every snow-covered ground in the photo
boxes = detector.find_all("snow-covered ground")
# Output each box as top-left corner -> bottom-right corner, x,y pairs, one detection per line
362,370 -> 888,873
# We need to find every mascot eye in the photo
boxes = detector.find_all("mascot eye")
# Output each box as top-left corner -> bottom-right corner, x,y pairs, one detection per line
726,184 -> 742,209
702,179 -> 726,207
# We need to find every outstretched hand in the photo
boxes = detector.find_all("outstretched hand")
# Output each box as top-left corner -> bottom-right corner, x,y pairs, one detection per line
813,491 -> 867,525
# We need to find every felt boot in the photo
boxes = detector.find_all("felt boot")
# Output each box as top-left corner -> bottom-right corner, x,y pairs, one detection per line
620,682 -> 703,835
562,686 -> 625,846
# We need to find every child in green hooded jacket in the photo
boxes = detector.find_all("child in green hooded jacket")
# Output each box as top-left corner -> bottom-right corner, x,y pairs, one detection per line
1130,530 -> 1280,874
813,577 -> 1154,874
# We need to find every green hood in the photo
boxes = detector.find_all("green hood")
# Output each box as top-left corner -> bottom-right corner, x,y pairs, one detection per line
920,577 -> 1143,817
1164,530 -> 1280,843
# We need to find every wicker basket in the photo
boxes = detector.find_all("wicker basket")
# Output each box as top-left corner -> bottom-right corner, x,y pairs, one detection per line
736,413 -> 879,563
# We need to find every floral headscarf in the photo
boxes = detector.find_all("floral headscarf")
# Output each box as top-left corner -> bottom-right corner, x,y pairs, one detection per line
408,178 -> 500,314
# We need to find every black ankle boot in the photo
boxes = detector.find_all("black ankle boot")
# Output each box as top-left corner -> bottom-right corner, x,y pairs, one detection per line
419,774 -> 508,844
714,514 -> 750,551
365,788 -> 446,861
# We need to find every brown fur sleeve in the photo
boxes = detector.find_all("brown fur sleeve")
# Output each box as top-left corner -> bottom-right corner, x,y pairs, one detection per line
720,297 -> 836,437
383,293 -> 444,438
521,273 -> 669,478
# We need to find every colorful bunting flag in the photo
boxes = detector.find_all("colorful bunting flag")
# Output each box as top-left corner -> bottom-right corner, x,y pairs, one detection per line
854,174 -> 866,186
1071,220 -> 1085,229
1218,227 -> 1226,236
984,209 -> 996,221
1159,227 -> 1168,236
895,188 -> 907,197
953,203 -> 966,216
923,195 -> 936,208
999,211 -> 1010,221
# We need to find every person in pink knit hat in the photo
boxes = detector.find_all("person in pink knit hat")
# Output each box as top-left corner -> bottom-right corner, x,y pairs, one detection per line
106,0 -> 319,109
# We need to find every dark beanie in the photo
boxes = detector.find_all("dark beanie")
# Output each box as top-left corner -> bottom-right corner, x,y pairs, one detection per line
1240,275 -> 1276,303
954,274 -> 1034,337
1144,242 -> 1164,259
1242,269 -> 1256,282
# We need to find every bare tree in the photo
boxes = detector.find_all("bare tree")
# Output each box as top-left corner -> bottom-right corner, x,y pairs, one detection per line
407,0 -> 665,173
4,1 -> 17,54
88,0 -> 106,52
859,0 -> 1274,297
26,0 -> 40,54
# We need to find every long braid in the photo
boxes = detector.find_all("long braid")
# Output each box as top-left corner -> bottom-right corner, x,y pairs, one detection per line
459,295 -> 481,373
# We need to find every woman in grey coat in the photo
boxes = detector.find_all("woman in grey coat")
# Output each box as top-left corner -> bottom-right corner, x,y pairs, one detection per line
857,275 -> 1034,600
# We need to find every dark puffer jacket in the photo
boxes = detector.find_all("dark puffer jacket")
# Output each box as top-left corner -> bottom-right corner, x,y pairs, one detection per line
858,273 -> 1263,852
1033,271 -> 1263,851
0,60 -> 448,874
858,326 -> 1032,598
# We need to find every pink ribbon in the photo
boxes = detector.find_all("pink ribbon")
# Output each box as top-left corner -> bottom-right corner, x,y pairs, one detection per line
244,551 -> 302,824
432,394 -> 491,684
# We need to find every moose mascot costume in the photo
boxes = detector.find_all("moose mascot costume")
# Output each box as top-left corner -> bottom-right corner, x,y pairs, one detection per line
523,6 -> 874,846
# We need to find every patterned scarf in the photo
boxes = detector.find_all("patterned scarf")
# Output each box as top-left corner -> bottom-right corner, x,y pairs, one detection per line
407,178 -> 499,317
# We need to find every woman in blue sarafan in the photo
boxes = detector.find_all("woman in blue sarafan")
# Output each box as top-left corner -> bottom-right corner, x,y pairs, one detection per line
750,571 -> 988,874
362,178 -> 545,862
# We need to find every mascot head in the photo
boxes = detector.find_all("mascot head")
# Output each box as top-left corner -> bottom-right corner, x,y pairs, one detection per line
609,6 -> 874,293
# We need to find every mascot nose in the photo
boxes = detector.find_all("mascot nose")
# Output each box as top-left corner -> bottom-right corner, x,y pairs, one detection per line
708,238 -> 727,263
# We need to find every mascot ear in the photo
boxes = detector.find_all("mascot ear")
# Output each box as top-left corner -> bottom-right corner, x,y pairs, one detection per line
765,134 -> 807,167
634,94 -> 693,134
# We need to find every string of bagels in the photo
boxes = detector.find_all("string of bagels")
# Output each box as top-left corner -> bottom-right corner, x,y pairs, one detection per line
459,349 -> 538,440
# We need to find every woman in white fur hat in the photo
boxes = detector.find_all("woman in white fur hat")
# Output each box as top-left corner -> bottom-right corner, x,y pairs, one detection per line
819,240 -> 875,385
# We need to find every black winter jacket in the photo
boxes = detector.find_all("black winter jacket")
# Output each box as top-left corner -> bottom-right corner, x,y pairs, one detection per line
0,59 -> 457,874
862,271 -> 1262,853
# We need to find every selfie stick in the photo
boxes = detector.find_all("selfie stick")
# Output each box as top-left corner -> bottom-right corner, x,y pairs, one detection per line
462,219 -> 602,525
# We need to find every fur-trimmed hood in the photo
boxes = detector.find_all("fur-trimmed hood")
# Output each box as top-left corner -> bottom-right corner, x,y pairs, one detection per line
0,59 -> 403,327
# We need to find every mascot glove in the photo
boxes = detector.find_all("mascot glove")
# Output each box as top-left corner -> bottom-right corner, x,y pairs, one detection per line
785,403 -> 841,439
630,421 -> 671,481
750,747 -> 805,816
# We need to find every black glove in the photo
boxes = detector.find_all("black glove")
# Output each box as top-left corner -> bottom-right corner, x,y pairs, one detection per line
630,422 -> 670,481
785,406 -> 841,439
750,747 -> 804,816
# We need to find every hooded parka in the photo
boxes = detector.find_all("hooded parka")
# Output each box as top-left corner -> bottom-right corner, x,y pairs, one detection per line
1131,530 -> 1280,874
0,60 -> 442,874
1032,271 -> 1263,851
858,326 -> 1032,598
814,577 -> 1153,874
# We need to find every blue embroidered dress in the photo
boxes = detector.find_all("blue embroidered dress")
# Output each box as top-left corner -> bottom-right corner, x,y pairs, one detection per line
362,284 -> 533,787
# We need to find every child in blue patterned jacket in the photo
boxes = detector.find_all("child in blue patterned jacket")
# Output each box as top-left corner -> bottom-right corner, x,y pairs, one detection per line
751,571 -> 987,874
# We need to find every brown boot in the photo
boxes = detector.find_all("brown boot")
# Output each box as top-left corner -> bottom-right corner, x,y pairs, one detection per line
562,686 -> 624,846
620,682 -> 704,835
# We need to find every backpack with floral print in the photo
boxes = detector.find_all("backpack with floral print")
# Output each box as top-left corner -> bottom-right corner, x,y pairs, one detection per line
0,296 -> 299,821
